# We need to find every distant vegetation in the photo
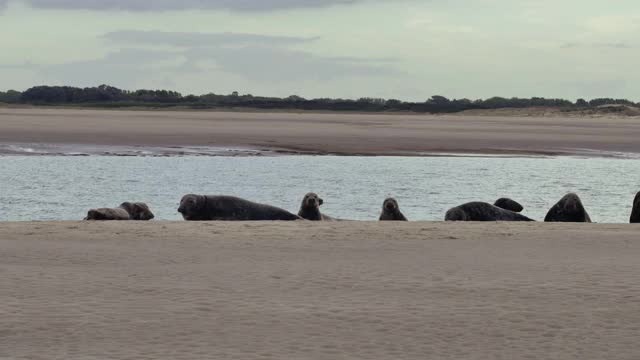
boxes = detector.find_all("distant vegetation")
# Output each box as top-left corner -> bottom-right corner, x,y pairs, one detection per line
1,85 -> 638,114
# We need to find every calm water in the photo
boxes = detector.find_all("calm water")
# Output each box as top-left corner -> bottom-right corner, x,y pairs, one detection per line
1,156 -> 638,223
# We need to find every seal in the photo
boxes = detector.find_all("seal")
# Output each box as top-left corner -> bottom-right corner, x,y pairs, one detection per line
630,192 -> 640,223
445,202 -> 535,222
379,198 -> 408,221
128,203 -> 154,220
544,193 -> 592,223
494,198 -> 524,213
178,194 -> 302,221
85,202 -> 154,221
297,192 -> 336,221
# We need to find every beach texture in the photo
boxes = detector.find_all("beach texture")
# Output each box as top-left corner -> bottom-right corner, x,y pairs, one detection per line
2,108 -> 640,156
2,221 -> 640,359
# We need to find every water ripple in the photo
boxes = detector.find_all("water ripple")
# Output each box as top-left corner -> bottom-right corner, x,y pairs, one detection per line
0,156 -> 638,223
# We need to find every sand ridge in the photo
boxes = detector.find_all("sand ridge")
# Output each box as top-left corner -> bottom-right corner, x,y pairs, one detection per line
2,108 -> 640,156
2,221 -> 640,359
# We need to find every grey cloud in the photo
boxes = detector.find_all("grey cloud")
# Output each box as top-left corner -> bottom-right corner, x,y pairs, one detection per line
563,79 -> 629,99
12,45 -> 397,87
98,30 -> 398,81
90,48 -> 181,65
326,56 -> 398,64
7,27 -> 400,90
11,0 -> 368,12
183,45 -> 398,81
560,42 -> 578,49
561,42 -> 633,49
102,30 -> 319,47
7,49 -> 184,89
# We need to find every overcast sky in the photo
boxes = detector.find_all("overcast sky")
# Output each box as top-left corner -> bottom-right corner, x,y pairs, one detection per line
0,0 -> 638,100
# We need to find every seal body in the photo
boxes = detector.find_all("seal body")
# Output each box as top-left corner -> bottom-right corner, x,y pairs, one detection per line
445,202 -> 534,222
379,198 -> 408,221
631,192 -> 640,224
85,202 -> 154,221
178,194 -> 302,221
544,193 -> 592,223
297,192 -> 335,221
494,198 -> 524,213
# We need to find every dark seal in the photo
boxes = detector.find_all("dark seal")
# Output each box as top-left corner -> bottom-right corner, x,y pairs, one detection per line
297,192 -> 336,221
445,202 -> 535,222
494,198 -> 524,213
178,194 -> 302,221
379,198 -> 408,221
544,193 -> 592,223
85,202 -> 155,221
631,192 -> 640,224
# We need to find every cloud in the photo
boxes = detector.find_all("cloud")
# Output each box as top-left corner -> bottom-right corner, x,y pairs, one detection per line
585,15 -> 640,34
561,42 -> 633,49
102,30 -> 320,47
7,0 -> 375,12
562,79 -> 630,99
405,16 -> 473,34
98,30 -> 399,82
6,28 -> 400,89
183,46 -> 398,81
25,49 -> 184,89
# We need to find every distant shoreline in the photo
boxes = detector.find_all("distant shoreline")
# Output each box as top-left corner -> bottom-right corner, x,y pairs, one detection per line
0,102 -> 433,116
2,107 -> 640,158
5,84 -> 640,116
2,102 -> 640,118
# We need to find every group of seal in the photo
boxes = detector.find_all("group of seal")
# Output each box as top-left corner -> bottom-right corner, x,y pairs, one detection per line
84,191 -> 640,223
84,202 -> 154,221
84,193 -> 408,222
445,193 -> 597,223
176,193 -> 408,222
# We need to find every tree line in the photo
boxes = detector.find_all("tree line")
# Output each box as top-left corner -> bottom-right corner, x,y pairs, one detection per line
0,85 -> 637,113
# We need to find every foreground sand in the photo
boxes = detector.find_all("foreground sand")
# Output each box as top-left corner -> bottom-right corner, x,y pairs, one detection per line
2,221 -> 640,359
2,108 -> 640,156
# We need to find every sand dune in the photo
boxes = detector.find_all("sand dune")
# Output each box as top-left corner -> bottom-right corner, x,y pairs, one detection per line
2,221 -> 640,359
2,108 -> 640,156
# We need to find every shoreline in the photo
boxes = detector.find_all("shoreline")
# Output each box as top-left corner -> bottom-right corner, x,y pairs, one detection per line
2,141 -> 640,159
3,102 -> 639,118
2,108 -> 640,158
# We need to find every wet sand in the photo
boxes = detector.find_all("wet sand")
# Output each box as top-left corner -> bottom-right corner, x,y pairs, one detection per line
2,108 -> 640,156
2,221 -> 640,359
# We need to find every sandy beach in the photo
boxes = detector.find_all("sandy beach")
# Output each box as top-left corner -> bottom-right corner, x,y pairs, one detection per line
2,221 -> 640,359
2,108 -> 640,156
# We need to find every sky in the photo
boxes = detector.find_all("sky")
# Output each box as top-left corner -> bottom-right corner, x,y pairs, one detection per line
0,0 -> 638,101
